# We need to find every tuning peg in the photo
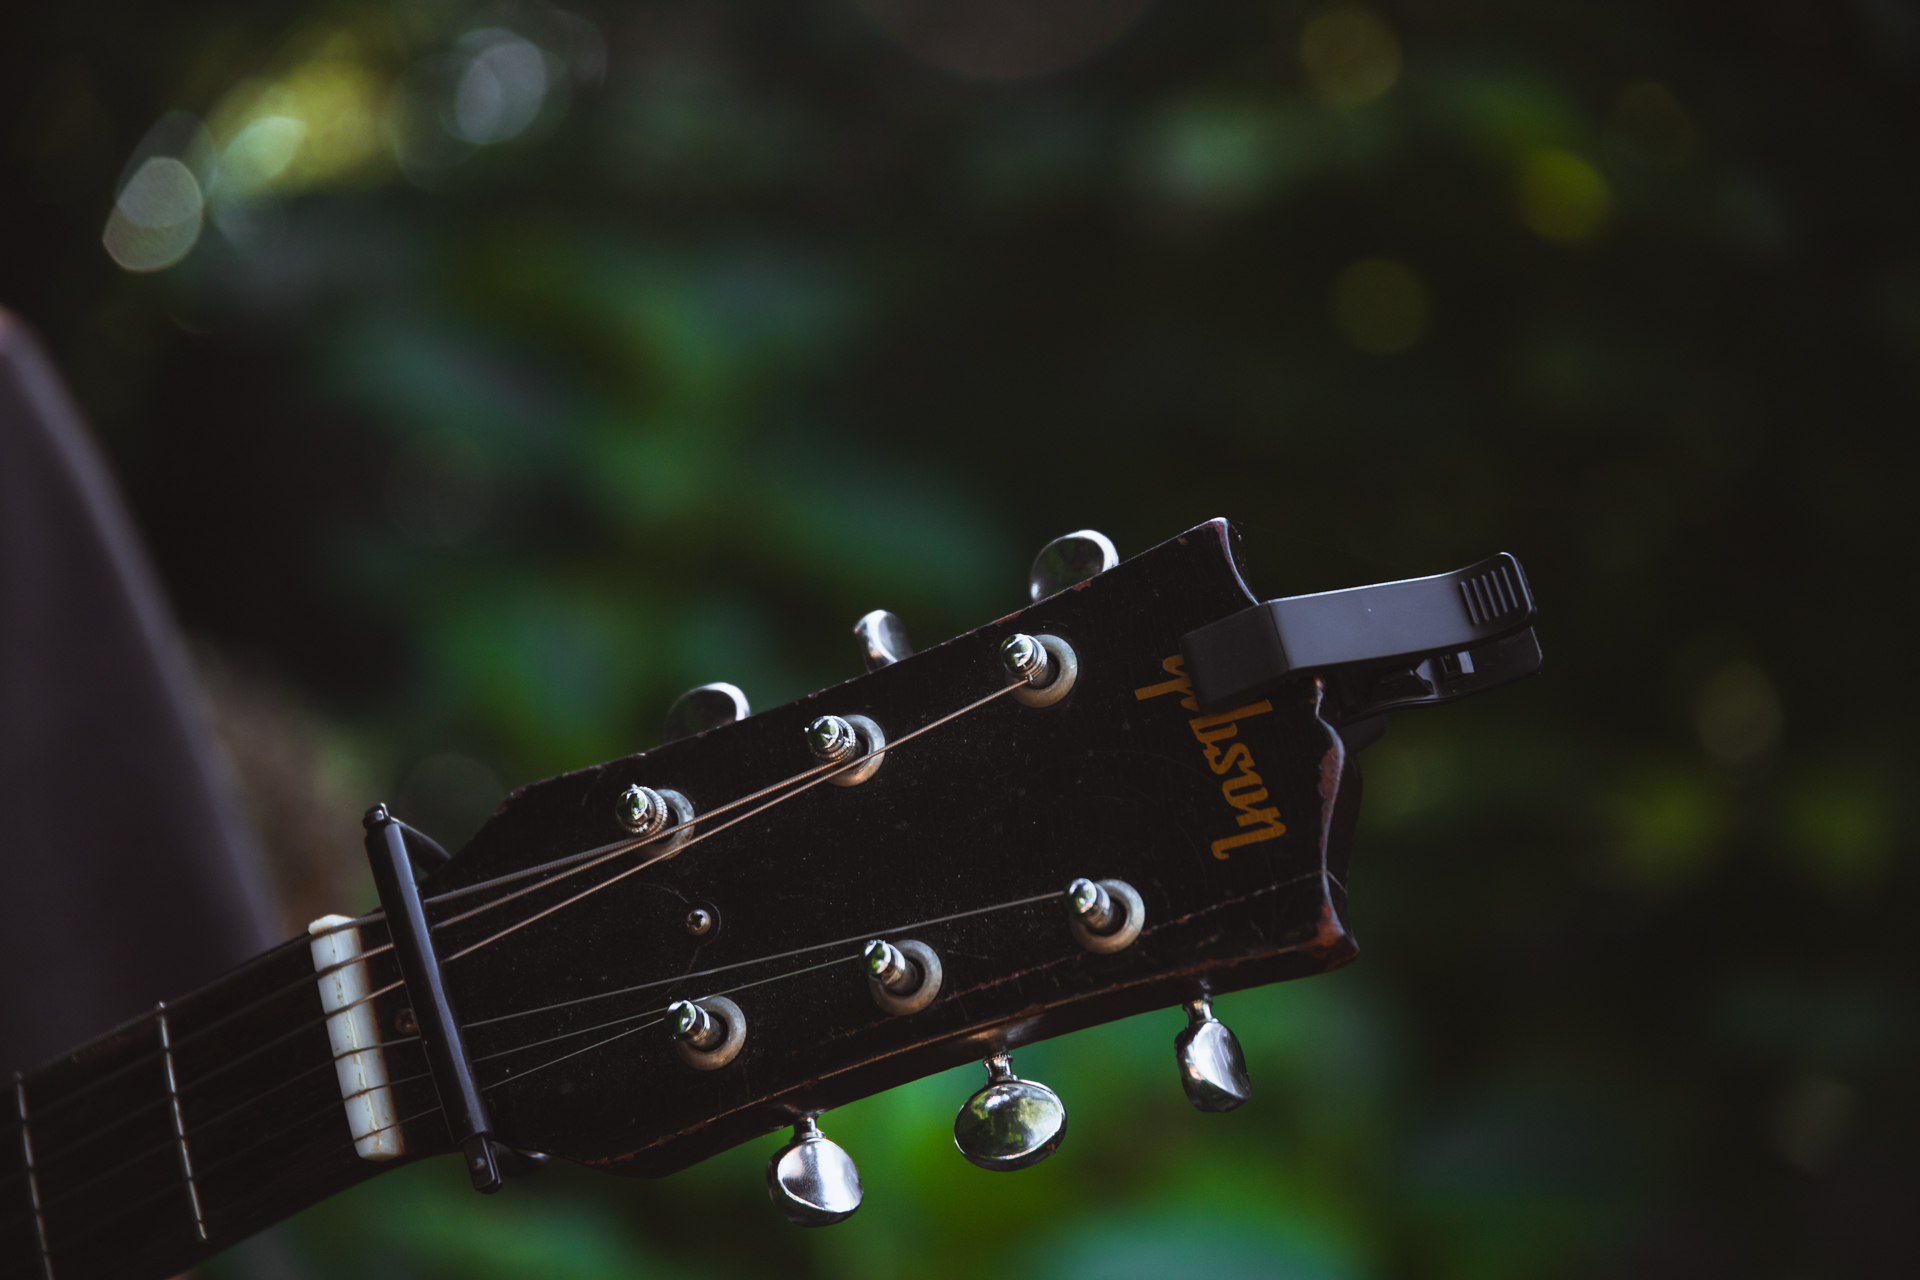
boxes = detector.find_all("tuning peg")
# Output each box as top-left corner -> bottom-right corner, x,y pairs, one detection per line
766,1116 -> 863,1226
853,609 -> 913,671
1029,530 -> 1118,602
664,682 -> 750,743
1174,996 -> 1251,1112
953,1053 -> 1066,1171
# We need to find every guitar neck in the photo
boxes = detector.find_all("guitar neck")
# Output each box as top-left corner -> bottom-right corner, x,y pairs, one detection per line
1,929 -> 442,1280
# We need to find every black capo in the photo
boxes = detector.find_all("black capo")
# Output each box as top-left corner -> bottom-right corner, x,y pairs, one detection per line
362,804 -> 546,1192
1180,553 -> 1542,745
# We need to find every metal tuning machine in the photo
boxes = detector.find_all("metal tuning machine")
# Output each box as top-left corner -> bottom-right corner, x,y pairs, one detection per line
952,1054 -> 1066,1171
1174,996 -> 1252,1112
663,682 -> 750,743
766,1117 -> 863,1226
853,609 -> 912,671
1029,529 -> 1118,601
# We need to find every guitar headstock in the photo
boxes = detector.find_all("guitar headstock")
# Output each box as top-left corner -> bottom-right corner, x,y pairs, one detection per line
355,518 -> 1536,1218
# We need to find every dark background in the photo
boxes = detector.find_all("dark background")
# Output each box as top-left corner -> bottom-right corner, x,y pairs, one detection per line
5,1 -> 1918,1276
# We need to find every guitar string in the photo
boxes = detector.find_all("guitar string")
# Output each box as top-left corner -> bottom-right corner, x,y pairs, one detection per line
14,882 -> 1059,1232
17,679 -> 1024,1132
4,682 -> 1039,1219
32,949 -> 869,1237
20,749 -> 851,1129
183,677 -> 1031,1061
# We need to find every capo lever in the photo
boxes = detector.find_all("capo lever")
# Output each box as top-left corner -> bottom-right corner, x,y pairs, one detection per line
1179,553 -> 1541,726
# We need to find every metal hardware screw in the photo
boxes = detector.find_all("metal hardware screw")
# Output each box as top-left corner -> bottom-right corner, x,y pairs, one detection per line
685,908 -> 715,938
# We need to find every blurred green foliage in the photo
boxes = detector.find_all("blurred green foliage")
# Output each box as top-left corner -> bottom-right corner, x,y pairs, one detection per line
7,0 -> 1920,1276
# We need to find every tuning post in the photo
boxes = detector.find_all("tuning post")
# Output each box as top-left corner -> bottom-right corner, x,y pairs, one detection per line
807,714 -> 887,787
1000,633 -> 1079,708
863,939 -> 942,1015
1174,996 -> 1252,1112
1065,877 -> 1144,953
615,784 -> 695,854
766,1116 -> 863,1226
953,1054 -> 1066,1171
667,996 -> 746,1069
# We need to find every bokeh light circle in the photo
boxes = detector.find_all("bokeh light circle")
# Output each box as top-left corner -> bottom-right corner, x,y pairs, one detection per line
102,156 -> 204,272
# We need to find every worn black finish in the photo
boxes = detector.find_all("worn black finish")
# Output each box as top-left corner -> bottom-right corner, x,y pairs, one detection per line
418,520 -> 1361,1176
363,806 -> 503,1192
1180,552 -> 1537,712
0,518 -> 1537,1280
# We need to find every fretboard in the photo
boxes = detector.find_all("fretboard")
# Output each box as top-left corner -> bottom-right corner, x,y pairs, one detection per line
0,923 -> 447,1280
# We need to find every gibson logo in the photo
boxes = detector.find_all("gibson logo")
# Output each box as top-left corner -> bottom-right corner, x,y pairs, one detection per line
1134,654 -> 1287,860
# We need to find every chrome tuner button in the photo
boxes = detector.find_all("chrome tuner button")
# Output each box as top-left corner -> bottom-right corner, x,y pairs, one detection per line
1001,633 -> 1079,708
863,939 -> 942,1015
853,610 -> 913,671
808,714 -> 887,786
953,1054 -> 1066,1171
1029,529 -> 1118,602
667,996 -> 746,1070
766,1116 -> 863,1226
1175,996 -> 1252,1112
1065,877 -> 1145,953
663,682 -> 750,743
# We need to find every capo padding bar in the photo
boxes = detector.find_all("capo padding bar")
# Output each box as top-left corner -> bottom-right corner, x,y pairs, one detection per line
1180,553 -> 1537,711
362,805 -> 506,1193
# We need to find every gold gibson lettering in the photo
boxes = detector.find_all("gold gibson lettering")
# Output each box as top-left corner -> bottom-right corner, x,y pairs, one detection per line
1134,655 -> 1287,858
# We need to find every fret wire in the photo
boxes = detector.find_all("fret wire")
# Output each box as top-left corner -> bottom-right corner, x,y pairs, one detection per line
1,676 -> 1032,1232
14,880 -> 1066,1224
4,868 -> 1064,1252
14,1075 -> 52,1280
155,1006 -> 207,1241
16,939 -> 373,1127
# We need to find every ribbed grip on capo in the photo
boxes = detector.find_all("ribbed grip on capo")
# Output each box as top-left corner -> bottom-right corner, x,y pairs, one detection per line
1179,553 -> 1536,711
